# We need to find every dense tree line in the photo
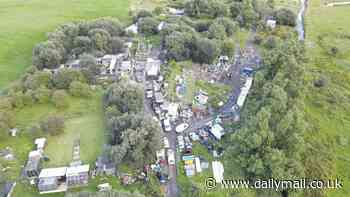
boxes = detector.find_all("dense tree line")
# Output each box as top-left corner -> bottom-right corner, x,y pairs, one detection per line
65,190 -> 144,197
33,18 -> 125,69
224,33 -> 307,196
136,0 -> 296,64
103,81 -> 162,168
0,65 -> 93,137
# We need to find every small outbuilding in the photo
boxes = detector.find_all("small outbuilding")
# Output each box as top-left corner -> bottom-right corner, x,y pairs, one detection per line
266,19 -> 277,29
66,164 -> 90,187
209,124 -> 224,140
146,58 -> 161,79
24,151 -> 42,178
34,138 -> 47,151
38,167 -> 68,194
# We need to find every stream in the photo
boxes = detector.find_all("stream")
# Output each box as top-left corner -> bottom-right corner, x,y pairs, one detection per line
296,0 -> 308,40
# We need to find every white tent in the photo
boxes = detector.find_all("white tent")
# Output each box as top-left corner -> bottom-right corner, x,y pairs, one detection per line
212,161 -> 224,183
236,77 -> 253,108
35,138 -> 47,150
125,24 -> 138,34
210,124 -> 224,140
195,157 -> 202,173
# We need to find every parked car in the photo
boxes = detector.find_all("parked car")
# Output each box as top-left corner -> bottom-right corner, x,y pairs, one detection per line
146,90 -> 153,99
177,135 -> 185,150
162,118 -> 172,132
175,123 -> 189,133
184,136 -> 192,146
163,137 -> 170,149
189,132 -> 200,141
167,149 -> 175,165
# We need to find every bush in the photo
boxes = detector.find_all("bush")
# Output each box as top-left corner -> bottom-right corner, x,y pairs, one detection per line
52,90 -> 69,109
0,111 -> 15,136
69,81 -> 91,97
34,87 -> 51,104
52,69 -> 86,89
40,115 -> 65,136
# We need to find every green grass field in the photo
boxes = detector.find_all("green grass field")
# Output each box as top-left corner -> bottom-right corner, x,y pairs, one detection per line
0,0 -> 130,89
305,0 -> 350,196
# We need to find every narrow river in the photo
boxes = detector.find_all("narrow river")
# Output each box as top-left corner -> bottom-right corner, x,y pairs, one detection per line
296,0 -> 307,40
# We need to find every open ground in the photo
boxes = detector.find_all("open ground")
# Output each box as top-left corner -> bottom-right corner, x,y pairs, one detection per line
305,0 -> 350,196
0,0 -> 130,89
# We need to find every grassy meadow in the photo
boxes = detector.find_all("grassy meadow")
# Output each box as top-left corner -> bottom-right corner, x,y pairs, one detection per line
0,0 -> 131,89
305,0 -> 350,196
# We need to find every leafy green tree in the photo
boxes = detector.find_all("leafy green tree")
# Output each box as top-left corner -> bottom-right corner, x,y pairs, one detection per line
52,69 -> 86,89
208,23 -> 226,39
23,71 -> 52,90
193,37 -> 220,64
69,81 -> 91,98
73,36 -> 92,55
137,17 -> 159,35
224,37 -> 307,197
32,41 -> 63,69
104,81 -> 144,114
0,111 -> 15,136
214,17 -> 238,36
164,31 -> 193,61
230,2 -> 242,18
221,39 -> 235,57
208,0 -> 229,18
133,9 -> 153,23
88,28 -> 112,53
79,53 -> 97,68
275,8 -> 296,27
88,18 -> 123,37
108,114 -> 162,167
110,37 -> 124,53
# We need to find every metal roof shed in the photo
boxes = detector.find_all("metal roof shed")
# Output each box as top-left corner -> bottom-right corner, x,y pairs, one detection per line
39,167 -> 67,178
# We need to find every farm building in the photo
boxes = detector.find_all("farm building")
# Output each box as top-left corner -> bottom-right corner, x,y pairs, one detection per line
146,58 -> 161,79
24,151 -> 42,178
34,138 -> 47,151
154,92 -> 164,104
38,167 -> 68,194
66,165 -> 90,187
